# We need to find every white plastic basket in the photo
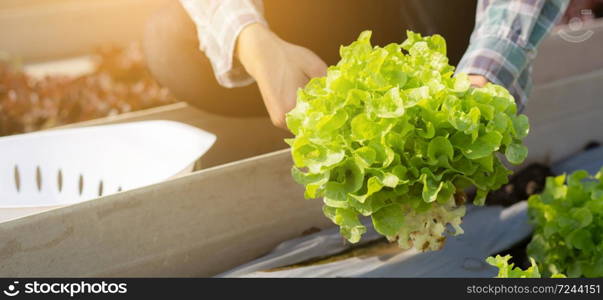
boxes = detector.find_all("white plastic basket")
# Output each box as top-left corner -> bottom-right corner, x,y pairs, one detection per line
0,120 -> 216,222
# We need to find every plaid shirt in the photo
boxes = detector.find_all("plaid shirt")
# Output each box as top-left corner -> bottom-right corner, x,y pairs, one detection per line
179,0 -> 266,88
182,0 -> 568,108
456,0 -> 569,110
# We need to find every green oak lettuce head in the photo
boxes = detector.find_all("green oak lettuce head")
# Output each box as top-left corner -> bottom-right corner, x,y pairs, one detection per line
286,31 -> 529,251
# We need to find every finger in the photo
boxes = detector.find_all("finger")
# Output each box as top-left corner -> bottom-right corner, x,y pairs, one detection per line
273,72 -> 311,129
263,72 -> 306,129
299,49 -> 328,79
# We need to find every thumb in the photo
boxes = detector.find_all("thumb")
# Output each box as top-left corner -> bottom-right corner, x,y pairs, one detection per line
299,48 -> 328,79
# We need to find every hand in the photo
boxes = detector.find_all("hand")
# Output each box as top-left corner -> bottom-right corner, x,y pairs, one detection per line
468,74 -> 489,88
237,23 -> 327,128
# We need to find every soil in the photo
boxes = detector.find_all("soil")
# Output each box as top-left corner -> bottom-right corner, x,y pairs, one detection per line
495,237 -> 533,269
482,163 -> 554,207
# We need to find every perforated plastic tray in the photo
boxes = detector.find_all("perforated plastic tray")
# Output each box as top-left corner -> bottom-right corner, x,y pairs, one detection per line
0,120 -> 216,221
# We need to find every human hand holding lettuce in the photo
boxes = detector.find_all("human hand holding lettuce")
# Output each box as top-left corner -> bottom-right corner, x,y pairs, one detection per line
235,24 -> 489,128
233,17 -> 520,251
236,23 -> 327,128
286,31 -> 529,251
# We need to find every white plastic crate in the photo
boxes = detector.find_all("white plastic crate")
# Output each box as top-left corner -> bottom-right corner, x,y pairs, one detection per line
0,120 -> 216,221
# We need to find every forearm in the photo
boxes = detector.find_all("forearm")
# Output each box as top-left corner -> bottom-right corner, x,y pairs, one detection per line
456,0 -> 569,107
179,0 -> 266,88
236,23 -> 275,79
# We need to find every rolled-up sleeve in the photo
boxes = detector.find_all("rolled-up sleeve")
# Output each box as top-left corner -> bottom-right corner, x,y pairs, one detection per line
456,0 -> 569,110
179,0 -> 267,88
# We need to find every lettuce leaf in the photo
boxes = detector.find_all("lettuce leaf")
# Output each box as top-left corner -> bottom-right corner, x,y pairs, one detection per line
487,255 -> 542,278
287,31 -> 529,251
486,255 -> 566,278
527,168 -> 603,277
